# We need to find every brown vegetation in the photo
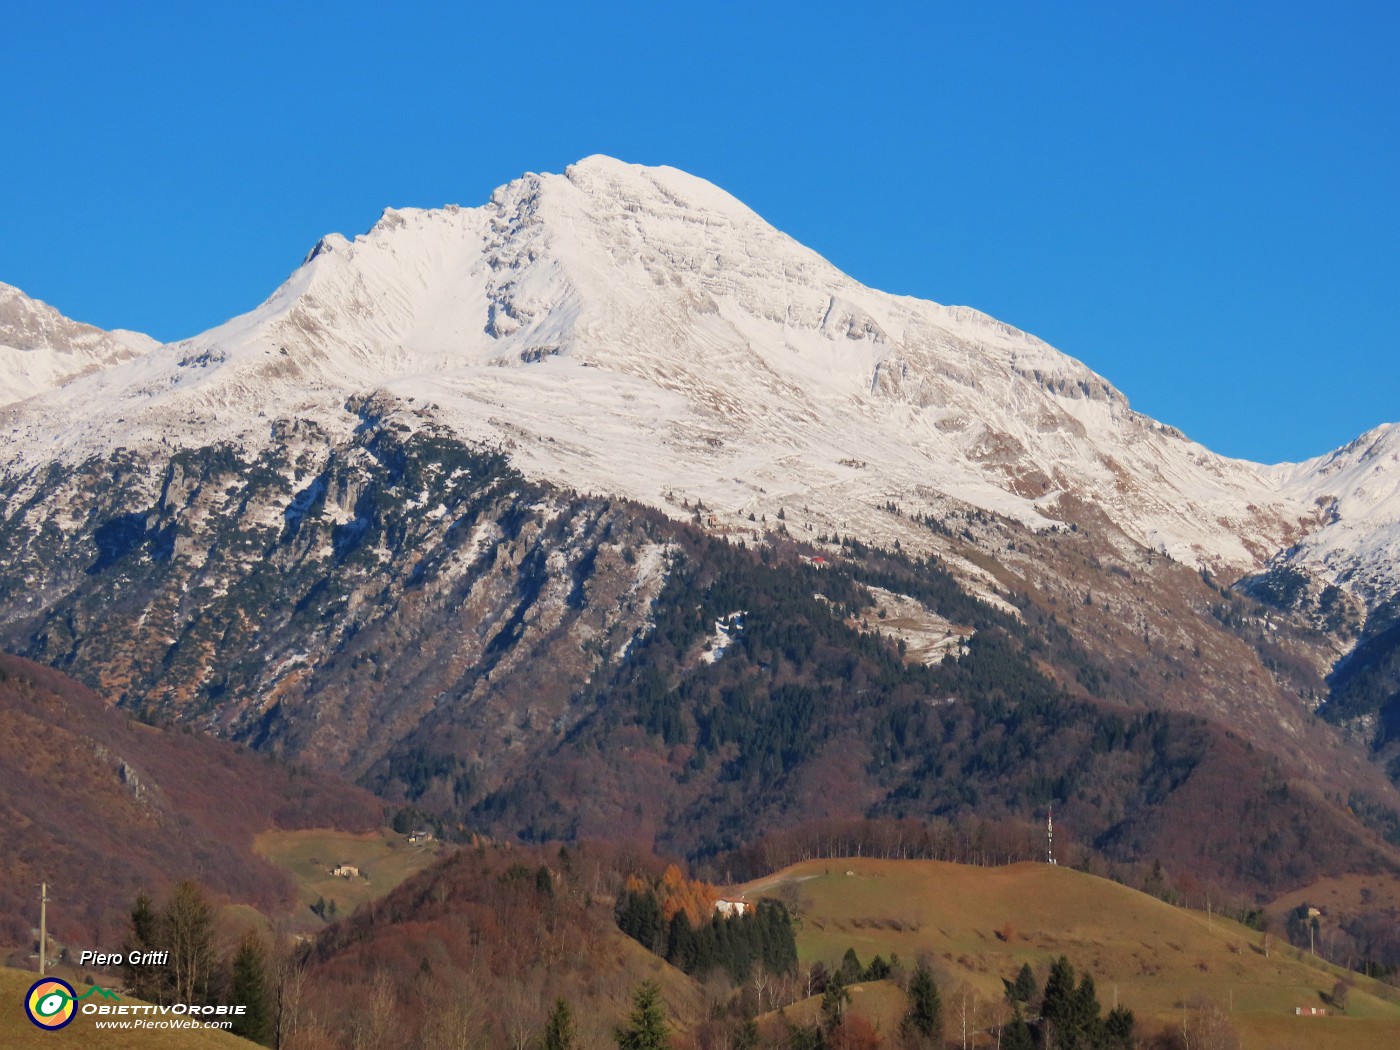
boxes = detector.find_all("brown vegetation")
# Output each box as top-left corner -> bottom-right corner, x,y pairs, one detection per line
0,653 -> 381,949
291,841 -> 706,1049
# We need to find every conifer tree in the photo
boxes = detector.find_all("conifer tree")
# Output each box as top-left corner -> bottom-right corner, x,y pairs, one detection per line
1039,956 -> 1076,1036
665,911 -> 694,971
541,997 -> 577,1050
229,932 -> 271,1046
1010,962 -> 1036,1005
838,947 -> 864,984
821,974 -> 851,1031
901,962 -> 942,1047
1070,973 -> 1102,1049
863,954 -> 891,981
123,892 -> 164,1002
1001,1008 -> 1034,1050
1039,961 -> 1106,1050
1103,1006 -> 1135,1050
616,981 -> 671,1050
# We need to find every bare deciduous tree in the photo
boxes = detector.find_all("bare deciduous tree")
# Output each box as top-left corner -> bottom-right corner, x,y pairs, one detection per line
164,881 -> 214,1004
951,982 -> 980,1050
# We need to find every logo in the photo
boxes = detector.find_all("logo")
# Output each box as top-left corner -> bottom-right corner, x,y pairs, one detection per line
25,978 -> 77,1030
24,979 -> 121,1030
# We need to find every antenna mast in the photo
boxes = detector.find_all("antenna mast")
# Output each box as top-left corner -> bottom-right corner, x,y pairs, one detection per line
1047,806 -> 1056,866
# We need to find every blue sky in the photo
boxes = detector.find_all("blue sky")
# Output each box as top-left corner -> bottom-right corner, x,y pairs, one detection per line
3,1 -> 1395,463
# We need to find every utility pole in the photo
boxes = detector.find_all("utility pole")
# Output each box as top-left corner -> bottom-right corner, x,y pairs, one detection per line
39,882 -> 49,975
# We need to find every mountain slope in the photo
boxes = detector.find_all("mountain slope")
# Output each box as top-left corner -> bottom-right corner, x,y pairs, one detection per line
3,158 -> 1400,904
0,653 -> 381,948
0,282 -> 157,406
1270,424 -> 1400,606
4,157 -> 1393,604
3,423 -> 1395,900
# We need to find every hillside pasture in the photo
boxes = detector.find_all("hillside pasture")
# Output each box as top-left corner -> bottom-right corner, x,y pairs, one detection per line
253,827 -> 445,932
742,858 -> 1400,1049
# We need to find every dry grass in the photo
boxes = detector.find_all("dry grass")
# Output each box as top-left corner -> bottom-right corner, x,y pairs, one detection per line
1236,1014 -> 1400,1050
1270,871 -> 1400,920
742,858 -> 1400,1049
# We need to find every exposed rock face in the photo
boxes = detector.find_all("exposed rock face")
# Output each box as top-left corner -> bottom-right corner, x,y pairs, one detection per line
0,416 -> 672,801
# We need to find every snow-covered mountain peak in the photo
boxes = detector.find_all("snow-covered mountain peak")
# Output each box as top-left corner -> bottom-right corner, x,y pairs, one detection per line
1274,423 -> 1400,605
563,154 -> 766,224
4,159 -> 1397,605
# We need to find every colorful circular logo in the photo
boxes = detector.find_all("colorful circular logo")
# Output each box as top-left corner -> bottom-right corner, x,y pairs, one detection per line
25,978 -> 77,1030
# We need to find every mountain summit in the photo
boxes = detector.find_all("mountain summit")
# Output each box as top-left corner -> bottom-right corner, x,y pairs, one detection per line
4,156 -> 1397,601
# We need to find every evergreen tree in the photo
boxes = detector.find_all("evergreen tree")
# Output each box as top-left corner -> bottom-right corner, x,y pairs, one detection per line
129,891 -> 158,947
863,954 -> 891,981
541,997 -> 577,1050
838,947 -> 863,984
901,962 -> 942,1047
1039,964 -> 1104,1050
1103,1006 -> 1134,1050
1009,962 -> 1036,1005
665,912 -> 694,971
1069,973 -> 1102,1049
229,932 -> 271,1045
757,899 -> 798,975
122,893 -> 164,1002
622,893 -> 796,983
616,981 -> 671,1050
821,974 -> 851,1031
782,1019 -> 825,1050
616,891 -> 666,954
1001,1008 -> 1034,1050
535,865 -> 554,897
1039,956 -> 1076,1038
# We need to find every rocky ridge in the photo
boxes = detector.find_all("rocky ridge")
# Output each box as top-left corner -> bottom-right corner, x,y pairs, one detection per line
3,157 -> 1396,607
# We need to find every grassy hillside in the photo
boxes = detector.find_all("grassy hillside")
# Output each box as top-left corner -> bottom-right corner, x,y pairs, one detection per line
0,966 -> 257,1049
253,827 -> 447,933
742,858 -> 1400,1049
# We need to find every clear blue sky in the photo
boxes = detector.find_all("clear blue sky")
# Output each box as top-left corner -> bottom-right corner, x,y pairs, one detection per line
3,1 -> 1395,463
